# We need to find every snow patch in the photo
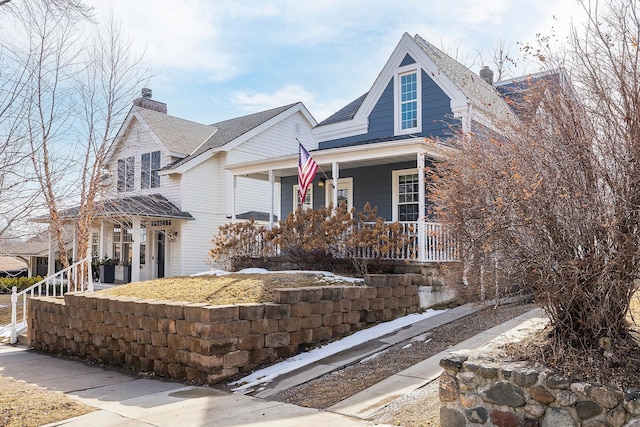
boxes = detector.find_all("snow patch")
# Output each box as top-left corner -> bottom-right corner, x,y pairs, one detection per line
229,309 -> 444,393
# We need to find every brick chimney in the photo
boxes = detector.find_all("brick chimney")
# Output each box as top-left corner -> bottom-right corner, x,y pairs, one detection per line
133,88 -> 167,113
479,66 -> 494,85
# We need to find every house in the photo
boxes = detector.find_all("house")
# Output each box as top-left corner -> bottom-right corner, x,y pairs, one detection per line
227,33 -> 527,263
4,228 -> 74,278
28,90 -> 316,282
0,257 -> 27,278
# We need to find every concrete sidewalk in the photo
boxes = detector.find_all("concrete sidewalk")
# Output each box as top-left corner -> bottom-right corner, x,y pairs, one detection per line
0,301 -> 546,427
0,345 -> 382,427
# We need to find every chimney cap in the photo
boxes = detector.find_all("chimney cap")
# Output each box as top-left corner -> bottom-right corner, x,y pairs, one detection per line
479,66 -> 494,85
141,88 -> 152,98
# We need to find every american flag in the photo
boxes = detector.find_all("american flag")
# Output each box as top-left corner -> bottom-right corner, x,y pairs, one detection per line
298,143 -> 318,205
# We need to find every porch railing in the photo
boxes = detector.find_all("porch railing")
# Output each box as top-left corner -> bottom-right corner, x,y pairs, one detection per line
2,256 -> 94,344
236,220 -> 458,263
347,221 -> 458,262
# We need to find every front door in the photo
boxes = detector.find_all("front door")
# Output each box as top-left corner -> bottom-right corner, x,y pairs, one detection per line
157,231 -> 165,278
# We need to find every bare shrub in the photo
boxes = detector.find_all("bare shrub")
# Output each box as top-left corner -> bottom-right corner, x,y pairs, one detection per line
265,204 -> 354,271
432,0 -> 640,357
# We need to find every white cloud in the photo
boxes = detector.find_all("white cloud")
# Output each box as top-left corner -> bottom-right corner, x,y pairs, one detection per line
85,0 -> 241,80
230,84 -> 315,112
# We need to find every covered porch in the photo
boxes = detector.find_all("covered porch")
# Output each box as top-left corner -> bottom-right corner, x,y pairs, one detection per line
227,137 -> 458,263
33,194 -> 193,283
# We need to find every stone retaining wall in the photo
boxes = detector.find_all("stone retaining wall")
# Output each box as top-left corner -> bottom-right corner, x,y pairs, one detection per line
27,274 -> 420,385
439,350 -> 640,427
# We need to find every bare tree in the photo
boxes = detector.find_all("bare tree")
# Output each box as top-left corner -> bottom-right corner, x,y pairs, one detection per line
10,0 -> 145,276
431,0 -> 640,380
475,39 -> 516,82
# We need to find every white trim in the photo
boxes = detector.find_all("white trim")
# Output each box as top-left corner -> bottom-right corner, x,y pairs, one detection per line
159,150 -> 216,175
293,184 -> 313,210
392,168 -> 421,222
356,33 -> 468,123
325,177 -> 353,211
227,138 -> 454,179
313,118 -> 369,143
394,65 -> 422,136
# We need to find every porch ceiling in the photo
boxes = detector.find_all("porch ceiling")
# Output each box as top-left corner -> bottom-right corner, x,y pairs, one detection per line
227,137 -> 455,180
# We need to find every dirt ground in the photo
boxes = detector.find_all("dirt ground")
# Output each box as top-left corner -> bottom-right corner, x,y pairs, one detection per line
265,302 -> 537,427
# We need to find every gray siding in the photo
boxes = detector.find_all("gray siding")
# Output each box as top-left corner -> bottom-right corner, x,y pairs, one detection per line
400,53 -> 416,66
281,176 -> 325,218
281,161 -> 432,221
318,70 -> 459,150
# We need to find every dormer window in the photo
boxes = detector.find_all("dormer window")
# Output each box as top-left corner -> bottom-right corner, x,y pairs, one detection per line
141,151 -> 161,189
394,67 -> 422,135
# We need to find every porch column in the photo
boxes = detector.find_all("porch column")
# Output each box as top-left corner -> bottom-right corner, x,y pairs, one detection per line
332,162 -> 339,209
72,229 -> 78,263
131,218 -> 141,283
231,174 -> 237,222
269,169 -> 275,229
47,228 -> 55,276
417,152 -> 426,262
99,221 -> 105,260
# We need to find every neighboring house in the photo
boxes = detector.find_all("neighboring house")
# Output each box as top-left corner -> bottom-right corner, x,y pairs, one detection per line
3,228 -> 74,277
0,257 -> 27,278
28,90 -> 316,282
228,33 -> 544,262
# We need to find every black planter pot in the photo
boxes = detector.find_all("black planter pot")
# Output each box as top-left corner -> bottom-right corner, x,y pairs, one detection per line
99,265 -> 115,283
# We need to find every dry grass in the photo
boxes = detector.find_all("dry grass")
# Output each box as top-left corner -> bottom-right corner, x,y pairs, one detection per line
0,376 -> 95,427
98,273 -> 361,304
0,294 -> 24,326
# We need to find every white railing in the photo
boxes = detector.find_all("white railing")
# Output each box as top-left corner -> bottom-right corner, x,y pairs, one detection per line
234,220 -> 458,263
423,222 -> 459,262
2,256 -> 94,344
349,221 -> 458,262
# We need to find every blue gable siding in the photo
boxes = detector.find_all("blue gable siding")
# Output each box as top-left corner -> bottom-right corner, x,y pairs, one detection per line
280,161 -> 429,221
400,53 -> 416,66
318,70 -> 459,150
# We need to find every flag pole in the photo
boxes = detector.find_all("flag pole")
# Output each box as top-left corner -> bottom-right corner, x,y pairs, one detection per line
296,138 -> 334,189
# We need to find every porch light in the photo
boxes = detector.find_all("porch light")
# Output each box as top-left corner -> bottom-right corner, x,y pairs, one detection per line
318,180 -> 324,187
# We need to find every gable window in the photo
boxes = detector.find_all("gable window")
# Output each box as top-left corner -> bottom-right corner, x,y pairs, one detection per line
141,151 -> 161,189
293,184 -> 313,211
392,169 -> 426,221
394,67 -> 422,135
400,72 -> 418,129
117,156 -> 135,192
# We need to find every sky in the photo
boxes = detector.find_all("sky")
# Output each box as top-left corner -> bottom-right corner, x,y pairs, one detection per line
84,0 -> 586,125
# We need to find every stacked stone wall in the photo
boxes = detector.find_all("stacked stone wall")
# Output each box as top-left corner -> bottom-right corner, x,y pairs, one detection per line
440,351 -> 640,427
28,274 -> 420,385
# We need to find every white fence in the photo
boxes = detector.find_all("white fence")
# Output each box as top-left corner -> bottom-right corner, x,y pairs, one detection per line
231,220 -> 458,263
2,257 -> 93,344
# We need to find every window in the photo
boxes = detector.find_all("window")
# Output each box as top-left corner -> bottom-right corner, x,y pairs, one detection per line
293,184 -> 313,210
141,151 -> 161,189
117,156 -> 135,192
324,178 -> 353,211
393,169 -> 427,221
112,222 -> 133,264
139,225 -> 146,266
394,67 -> 422,135
91,232 -> 99,259
400,72 -> 418,130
